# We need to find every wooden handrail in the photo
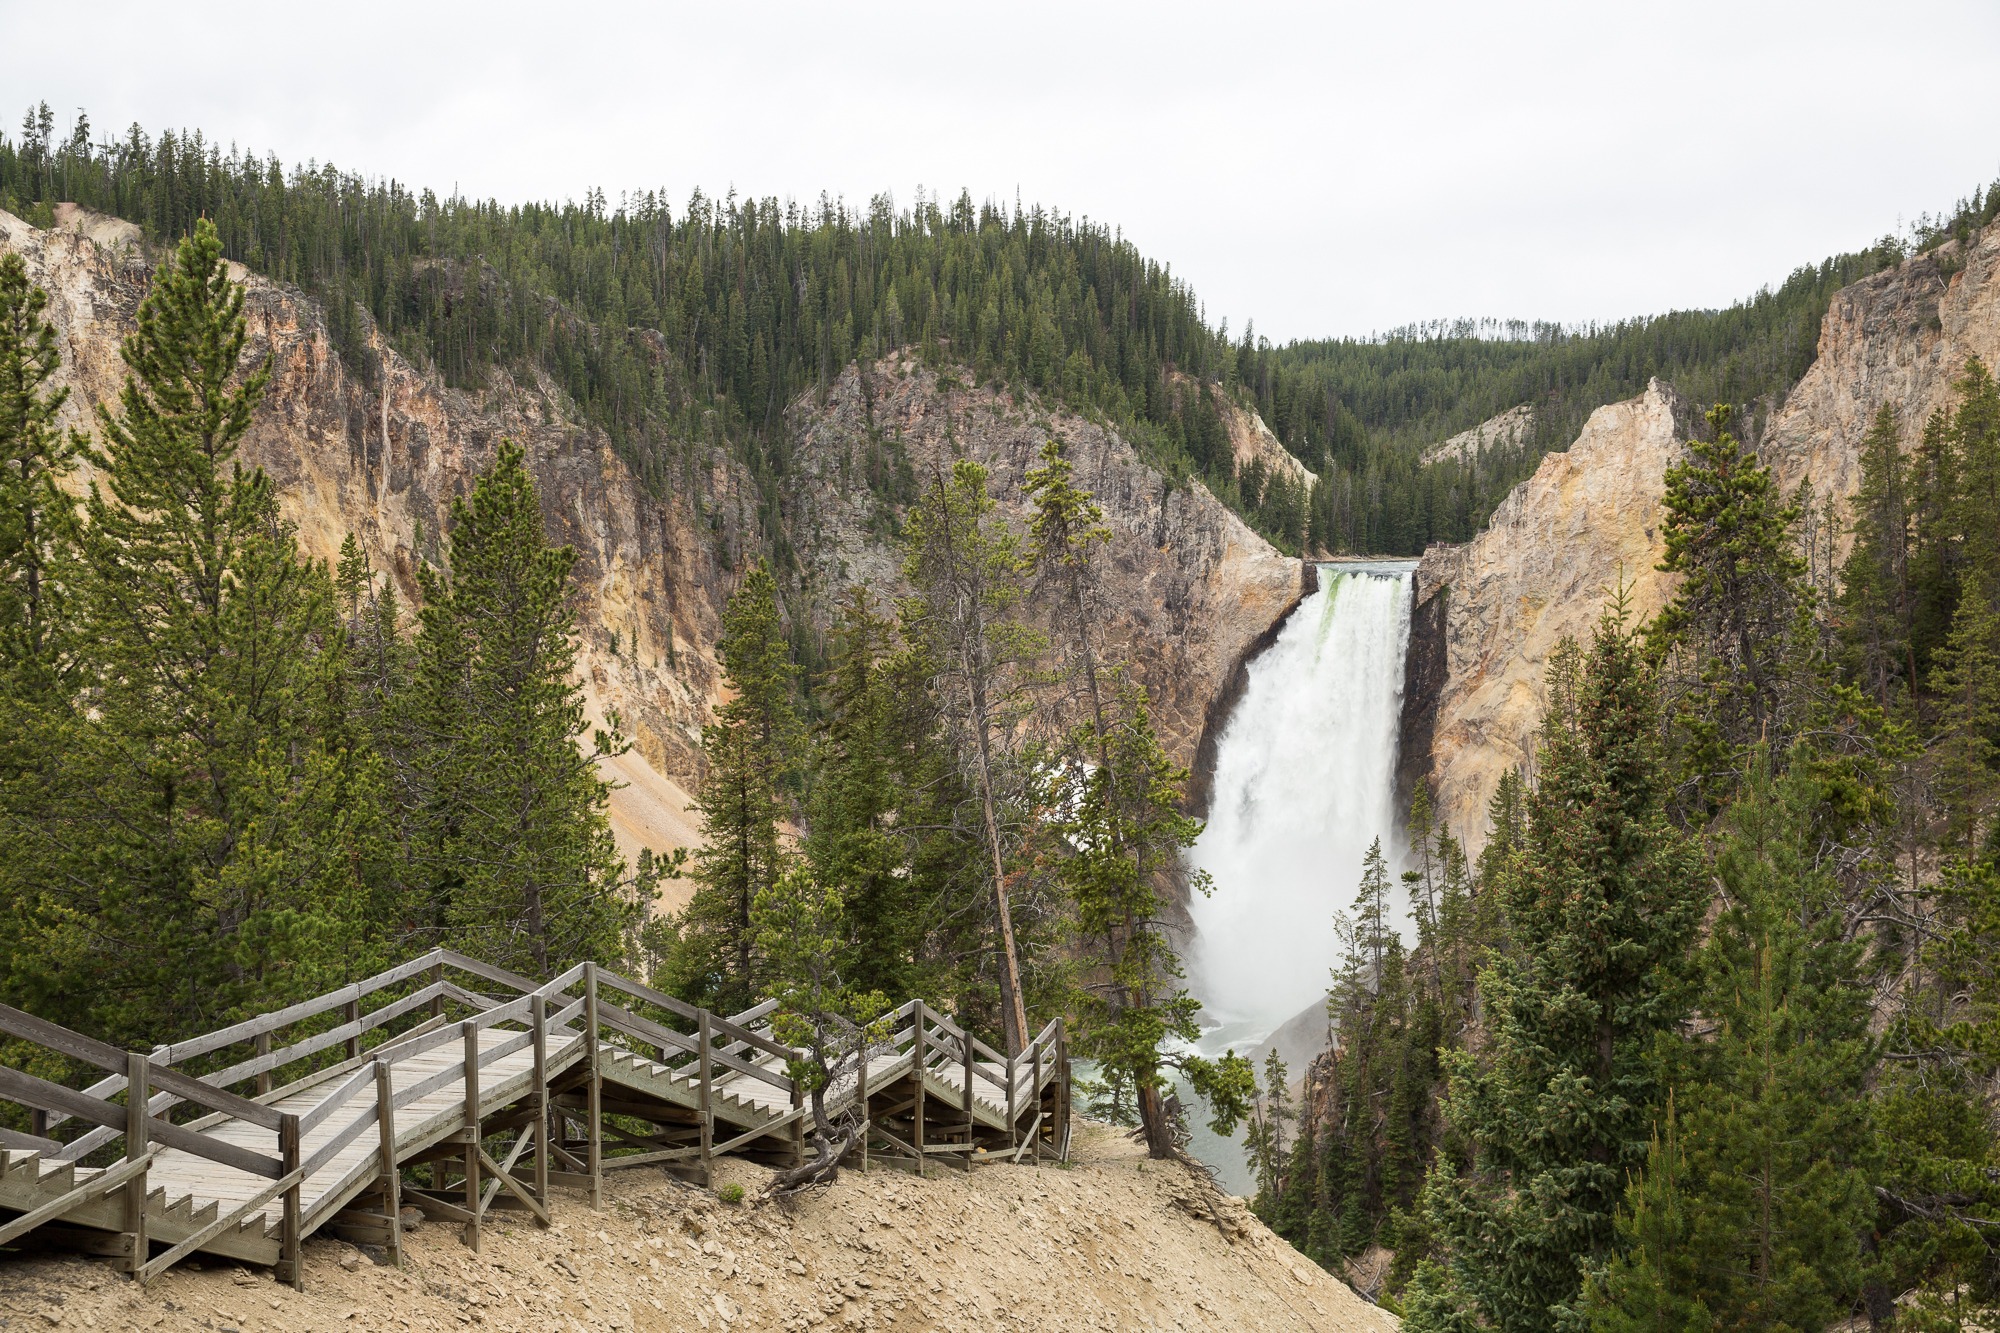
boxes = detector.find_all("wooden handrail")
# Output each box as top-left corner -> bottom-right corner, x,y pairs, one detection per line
151,951 -> 446,1067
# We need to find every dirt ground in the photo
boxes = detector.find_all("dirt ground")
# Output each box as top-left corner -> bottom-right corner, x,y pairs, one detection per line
0,1122 -> 1397,1332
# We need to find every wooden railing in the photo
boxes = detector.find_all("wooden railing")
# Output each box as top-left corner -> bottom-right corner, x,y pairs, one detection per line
0,950 -> 1069,1287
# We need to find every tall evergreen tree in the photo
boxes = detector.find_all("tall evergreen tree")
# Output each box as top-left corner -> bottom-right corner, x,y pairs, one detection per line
410,439 -> 632,976
1024,436 -> 1113,752
1840,404 -> 1917,703
1650,405 -> 1812,812
1407,604 -> 1703,1333
1057,683 -> 1250,1158
803,587 -> 919,1001
900,459 -> 1044,1053
0,250 -> 81,1021
1583,758 -> 1875,1332
0,251 -> 79,676
668,560 -> 796,1011
44,219 -> 381,1041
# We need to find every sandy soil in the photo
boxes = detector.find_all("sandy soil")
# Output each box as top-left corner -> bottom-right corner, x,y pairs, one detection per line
0,1122 -> 1396,1332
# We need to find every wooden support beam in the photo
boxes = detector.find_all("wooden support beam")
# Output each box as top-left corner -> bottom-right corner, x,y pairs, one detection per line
531,994 -> 549,1213
1031,1040 -> 1042,1168
960,1021 -> 975,1176
123,1052 -> 149,1278
697,1011 -> 714,1188
461,1020 -> 481,1252
254,1030 -> 272,1097
912,1006 -> 927,1180
277,1114 -> 303,1290
373,1059 -> 403,1266
584,963 -> 602,1209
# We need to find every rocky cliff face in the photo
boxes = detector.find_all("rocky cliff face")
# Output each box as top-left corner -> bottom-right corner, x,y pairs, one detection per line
784,357 -> 1308,776
1411,223 -> 2000,853
1764,225 -> 2000,511
1,210 -> 1304,877
3,206 -> 751,877
1410,380 -> 1693,849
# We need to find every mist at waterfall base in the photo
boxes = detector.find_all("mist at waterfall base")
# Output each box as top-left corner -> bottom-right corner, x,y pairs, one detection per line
1178,562 -> 1416,1192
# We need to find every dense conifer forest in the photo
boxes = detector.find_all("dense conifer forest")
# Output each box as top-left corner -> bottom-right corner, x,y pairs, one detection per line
6,101 -> 1996,556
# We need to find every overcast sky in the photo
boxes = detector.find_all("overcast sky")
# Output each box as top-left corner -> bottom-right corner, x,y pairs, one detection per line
5,0 -> 1998,342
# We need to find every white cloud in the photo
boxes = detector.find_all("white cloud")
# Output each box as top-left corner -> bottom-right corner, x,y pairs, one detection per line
5,0 -> 1997,340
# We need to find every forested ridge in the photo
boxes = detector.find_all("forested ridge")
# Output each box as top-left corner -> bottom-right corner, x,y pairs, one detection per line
7,100 -> 1998,559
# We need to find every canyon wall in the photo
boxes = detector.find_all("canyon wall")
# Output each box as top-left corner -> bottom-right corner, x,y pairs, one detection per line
1410,380 -> 1693,849
1,209 -> 1305,879
784,358 -> 1309,777
1,206 -> 743,876
1411,223 -> 2000,852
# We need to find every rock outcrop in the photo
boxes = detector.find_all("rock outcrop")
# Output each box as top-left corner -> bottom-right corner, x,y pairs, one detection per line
1421,403 -> 1534,467
1412,223 -> 2000,852
1763,225 -> 2000,515
785,357 -> 1308,775
1410,380 -> 1693,850
0,209 -> 1306,882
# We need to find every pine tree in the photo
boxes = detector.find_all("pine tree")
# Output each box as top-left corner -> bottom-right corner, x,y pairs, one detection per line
1579,1104 -> 1713,1332
1057,682 -> 1250,1157
0,250 -> 82,1020
1582,758 -> 1875,1332
1909,406 -> 1963,680
49,219 -> 381,1041
1949,359 -> 2000,592
1650,405 -> 1812,811
1840,404 -> 1917,702
0,251 -> 80,675
1023,436 -> 1113,751
411,439 -> 632,977
900,459 -> 1044,1053
1408,604 -> 1703,1333
1932,571 -> 2000,850
751,863 -> 885,1194
804,587 -> 920,1001
668,560 -> 796,1011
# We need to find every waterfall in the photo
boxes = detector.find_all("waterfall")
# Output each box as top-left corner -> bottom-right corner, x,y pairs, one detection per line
1187,562 -> 1418,1050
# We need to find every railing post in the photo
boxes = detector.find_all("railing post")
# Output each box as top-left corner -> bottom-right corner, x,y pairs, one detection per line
1031,1038 -> 1042,1168
123,1052 -> 150,1281
959,1018 -> 975,1174
530,993 -> 550,1213
583,962 -> 602,1208
911,1004 -> 926,1179
856,1031 -> 870,1174
279,1113 -> 302,1290
1005,1049 -> 1017,1156
1056,1019 -> 1070,1164
374,1058 -> 403,1266
254,1030 -> 272,1097
429,956 -> 445,1019
344,995 -> 362,1061
697,1010 -> 713,1187
788,1044 -> 806,1169
461,1017 -> 481,1252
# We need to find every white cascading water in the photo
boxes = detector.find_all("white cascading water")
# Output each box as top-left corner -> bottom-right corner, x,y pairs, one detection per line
1186,562 -> 1418,1052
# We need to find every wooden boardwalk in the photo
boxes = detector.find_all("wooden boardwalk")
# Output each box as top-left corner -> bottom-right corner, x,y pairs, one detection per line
0,950 -> 1070,1287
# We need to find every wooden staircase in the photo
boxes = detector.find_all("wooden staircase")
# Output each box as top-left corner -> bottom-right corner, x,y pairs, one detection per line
0,949 -> 1070,1289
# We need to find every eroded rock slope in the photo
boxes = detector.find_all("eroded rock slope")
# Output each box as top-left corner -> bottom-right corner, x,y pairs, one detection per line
1412,224 -> 2000,851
